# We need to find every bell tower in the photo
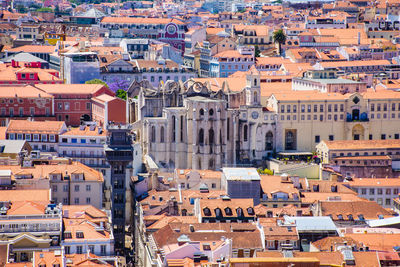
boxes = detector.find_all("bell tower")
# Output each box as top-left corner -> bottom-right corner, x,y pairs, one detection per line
246,65 -> 261,106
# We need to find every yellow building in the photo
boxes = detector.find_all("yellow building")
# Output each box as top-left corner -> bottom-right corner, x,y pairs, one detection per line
267,89 -> 400,152
44,32 -> 66,46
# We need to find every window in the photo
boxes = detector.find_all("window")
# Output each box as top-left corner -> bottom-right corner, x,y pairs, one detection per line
329,135 -> 334,141
88,245 -> 95,254
74,185 -> 79,192
378,189 -> 383,195
301,105 -> 305,112
386,188 -> 391,195
100,245 -> 106,255
386,198 -> 391,205
52,185 -> 57,192
86,102 -> 91,110
243,125 -> 248,141
307,105 -> 311,112
381,134 -> 386,140
361,188 -> 366,195
74,198 -> 79,204
160,127 -> 165,143
281,105 -> 285,113
64,102 -> 70,110
86,185 -> 91,191
76,245 -> 83,254
63,185 -> 68,192
313,105 -> 317,112
65,246 -> 70,254
86,197 -> 91,204
80,139 -> 86,143
49,135 -> 55,142
315,135 -> 320,143
370,188 -> 375,195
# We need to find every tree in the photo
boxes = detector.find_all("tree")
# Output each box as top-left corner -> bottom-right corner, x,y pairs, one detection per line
85,79 -> 108,87
254,45 -> 261,58
116,89 -> 127,100
107,78 -> 130,93
273,29 -> 287,56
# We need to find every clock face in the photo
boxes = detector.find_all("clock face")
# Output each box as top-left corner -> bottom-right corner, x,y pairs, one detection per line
251,111 -> 259,119
167,24 -> 176,35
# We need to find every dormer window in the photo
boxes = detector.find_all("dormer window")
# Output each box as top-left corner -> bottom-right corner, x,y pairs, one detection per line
247,207 -> 254,215
337,214 -> 343,220
203,207 -> 211,216
224,207 -> 232,216
348,214 -> 354,221
215,208 -> 222,217
236,208 -> 243,217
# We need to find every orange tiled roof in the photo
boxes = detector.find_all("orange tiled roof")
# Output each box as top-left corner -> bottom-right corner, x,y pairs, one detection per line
7,120 -> 65,134
321,139 -> 400,150
348,178 -> 400,187
6,45 -> 55,54
0,189 -> 50,202
0,162 -> 104,182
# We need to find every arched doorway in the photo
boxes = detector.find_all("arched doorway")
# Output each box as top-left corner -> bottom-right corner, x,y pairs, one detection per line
352,124 -> 365,140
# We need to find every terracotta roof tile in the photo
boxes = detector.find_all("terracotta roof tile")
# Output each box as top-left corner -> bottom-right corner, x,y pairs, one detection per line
7,120 -> 66,135
321,139 -> 400,150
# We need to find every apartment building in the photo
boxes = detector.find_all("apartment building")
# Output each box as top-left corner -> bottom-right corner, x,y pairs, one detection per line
0,85 -> 54,126
0,161 -> 104,209
0,189 -> 62,263
346,178 -> 400,209
61,205 -> 114,257
35,84 -> 115,126
6,120 -> 67,152
58,125 -> 109,177
215,48 -> 255,78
